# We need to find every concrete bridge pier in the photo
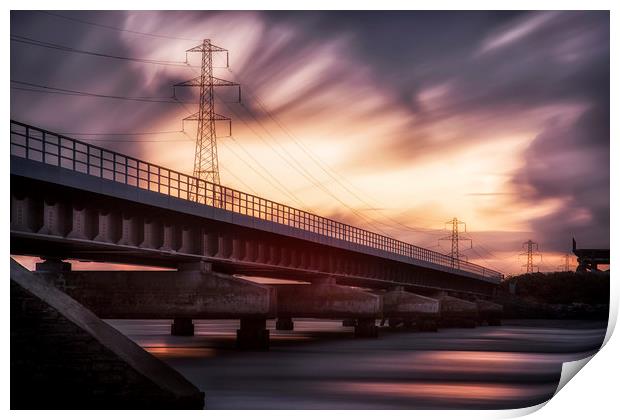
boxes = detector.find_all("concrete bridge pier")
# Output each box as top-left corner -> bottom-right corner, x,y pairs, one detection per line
275,317 -> 294,331
275,278 -> 381,338
354,318 -> 378,338
171,317 -> 195,336
434,293 -> 479,328
34,261 -> 276,349
237,317 -> 270,350
380,286 -> 440,332
476,299 -> 503,326
35,258 -> 72,273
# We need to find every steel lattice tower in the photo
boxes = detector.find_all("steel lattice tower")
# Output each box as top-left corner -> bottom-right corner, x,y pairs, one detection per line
520,239 -> 541,273
174,39 -> 240,202
558,253 -> 573,272
439,217 -> 472,268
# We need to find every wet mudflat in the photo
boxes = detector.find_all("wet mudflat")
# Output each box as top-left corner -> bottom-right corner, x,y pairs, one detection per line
107,319 -> 607,410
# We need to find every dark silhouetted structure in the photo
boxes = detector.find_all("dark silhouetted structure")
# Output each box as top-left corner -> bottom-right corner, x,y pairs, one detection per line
572,238 -> 610,272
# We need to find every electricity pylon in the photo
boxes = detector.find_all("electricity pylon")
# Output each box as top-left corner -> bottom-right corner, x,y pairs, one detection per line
557,253 -> 574,272
439,218 -> 472,269
174,39 -> 240,204
520,240 -> 542,273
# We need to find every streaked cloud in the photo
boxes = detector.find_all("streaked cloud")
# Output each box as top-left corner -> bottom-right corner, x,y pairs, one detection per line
10,11 -> 609,275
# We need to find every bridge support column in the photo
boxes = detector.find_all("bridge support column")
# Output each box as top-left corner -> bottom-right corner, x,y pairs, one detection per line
93,211 -> 115,243
354,318 -> 378,338
237,317 -> 269,350
476,299 -> 503,326
380,287 -> 440,332
118,214 -> 139,246
171,317 -> 194,336
257,242 -> 268,264
244,239 -> 257,262
436,294 -> 478,328
11,196 -> 34,232
38,200 -> 66,236
35,267 -> 276,353
160,224 -> 175,251
280,248 -> 291,267
178,226 -> 195,254
216,234 -> 232,259
275,317 -> 294,331
276,278 -> 381,335
202,231 -> 218,257
140,219 -> 161,249
268,245 -> 280,265
289,249 -> 299,268
67,206 -> 93,240
299,252 -> 309,270
232,238 -> 245,260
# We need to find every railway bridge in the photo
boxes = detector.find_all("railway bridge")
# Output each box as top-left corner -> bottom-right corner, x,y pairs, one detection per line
10,120 -> 504,349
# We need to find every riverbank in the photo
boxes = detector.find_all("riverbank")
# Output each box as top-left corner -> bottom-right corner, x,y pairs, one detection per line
498,272 -> 609,320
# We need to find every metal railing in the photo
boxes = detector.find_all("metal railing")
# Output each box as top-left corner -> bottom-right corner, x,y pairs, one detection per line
10,120 -> 503,281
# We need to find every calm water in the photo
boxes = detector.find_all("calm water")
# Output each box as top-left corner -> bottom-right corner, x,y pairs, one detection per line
107,319 -> 607,409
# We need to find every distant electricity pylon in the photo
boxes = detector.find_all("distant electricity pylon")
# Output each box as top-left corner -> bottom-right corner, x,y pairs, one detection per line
520,239 -> 542,274
439,218 -> 472,269
174,38 -> 240,201
557,253 -> 574,272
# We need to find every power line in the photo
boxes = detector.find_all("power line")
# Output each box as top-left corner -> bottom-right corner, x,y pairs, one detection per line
196,131 -> 308,209
463,246 -> 508,274
78,138 -> 193,143
227,135 -> 309,209
41,11 -> 202,42
58,129 -> 183,136
11,80 -> 188,104
219,166 -> 259,196
224,98 -> 392,236
226,68 -> 447,235
226,94 -> 395,236
11,34 -> 197,68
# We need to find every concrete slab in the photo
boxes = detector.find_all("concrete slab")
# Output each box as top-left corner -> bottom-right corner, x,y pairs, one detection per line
381,289 -> 440,318
438,295 -> 479,328
476,299 -> 503,326
379,289 -> 440,331
275,282 -> 381,319
35,269 -> 276,320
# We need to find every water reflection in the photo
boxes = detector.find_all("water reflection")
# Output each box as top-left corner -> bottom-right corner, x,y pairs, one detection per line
107,318 -> 606,409
327,381 -> 558,403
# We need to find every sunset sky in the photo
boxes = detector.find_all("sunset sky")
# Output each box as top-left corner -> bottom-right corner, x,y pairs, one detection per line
10,11 -> 610,275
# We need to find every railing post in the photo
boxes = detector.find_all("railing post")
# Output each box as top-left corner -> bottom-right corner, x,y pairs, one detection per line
25,126 -> 29,160
42,131 -> 46,163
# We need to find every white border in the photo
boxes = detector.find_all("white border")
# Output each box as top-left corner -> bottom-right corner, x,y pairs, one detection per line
3,2 -> 617,419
